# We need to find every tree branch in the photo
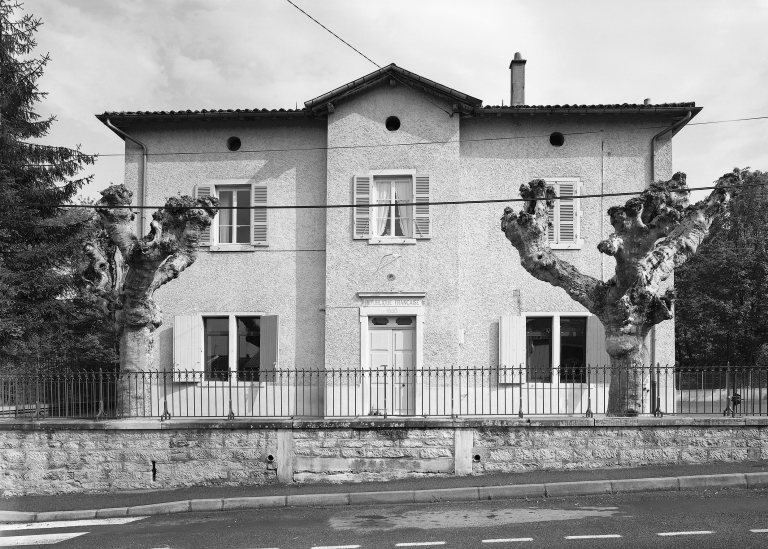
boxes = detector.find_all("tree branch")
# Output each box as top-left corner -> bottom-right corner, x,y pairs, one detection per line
501,179 -> 605,314
638,170 -> 740,293
94,185 -> 138,258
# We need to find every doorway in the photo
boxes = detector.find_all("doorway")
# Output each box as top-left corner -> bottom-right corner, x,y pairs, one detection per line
368,316 -> 415,415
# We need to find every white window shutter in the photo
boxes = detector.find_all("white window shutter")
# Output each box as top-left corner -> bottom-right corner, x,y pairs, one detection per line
413,174 -> 431,238
173,314 -> 203,381
499,315 -> 526,384
353,175 -> 371,239
557,182 -> 576,243
586,316 -> 611,377
545,183 -> 555,242
251,182 -> 268,245
260,315 -> 279,382
193,184 -> 215,246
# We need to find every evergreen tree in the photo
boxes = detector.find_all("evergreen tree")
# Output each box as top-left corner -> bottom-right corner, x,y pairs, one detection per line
0,1 -> 116,366
675,170 -> 768,366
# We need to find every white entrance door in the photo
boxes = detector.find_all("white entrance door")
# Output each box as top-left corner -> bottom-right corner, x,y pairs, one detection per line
368,318 -> 415,415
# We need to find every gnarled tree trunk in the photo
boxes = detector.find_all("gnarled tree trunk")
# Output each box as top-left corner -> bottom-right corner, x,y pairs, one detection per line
85,185 -> 218,416
502,171 -> 740,415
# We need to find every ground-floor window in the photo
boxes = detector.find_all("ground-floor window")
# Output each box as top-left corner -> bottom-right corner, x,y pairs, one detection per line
526,316 -> 587,383
204,316 -> 261,380
173,313 -> 278,381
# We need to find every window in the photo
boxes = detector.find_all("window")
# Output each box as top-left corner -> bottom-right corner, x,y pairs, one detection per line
544,178 -> 582,249
525,316 -> 586,383
192,181 -> 268,248
374,179 -> 412,238
498,314 -> 608,384
173,313 -> 279,382
204,316 -> 261,381
353,173 -> 431,242
218,188 -> 251,244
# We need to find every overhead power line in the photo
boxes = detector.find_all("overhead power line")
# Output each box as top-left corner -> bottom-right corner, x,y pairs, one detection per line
284,0 -> 381,69
2,181 -> 763,211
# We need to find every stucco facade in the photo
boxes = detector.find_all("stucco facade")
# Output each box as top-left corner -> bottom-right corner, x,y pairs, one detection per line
98,61 -> 698,417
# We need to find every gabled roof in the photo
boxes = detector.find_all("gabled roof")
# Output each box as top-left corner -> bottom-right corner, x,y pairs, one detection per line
96,64 -> 700,132
304,63 -> 483,115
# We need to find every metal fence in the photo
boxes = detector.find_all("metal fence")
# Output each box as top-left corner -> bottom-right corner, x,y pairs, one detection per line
0,365 -> 765,420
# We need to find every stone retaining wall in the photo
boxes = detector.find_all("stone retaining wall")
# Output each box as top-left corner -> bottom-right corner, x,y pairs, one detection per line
1,418 -> 766,496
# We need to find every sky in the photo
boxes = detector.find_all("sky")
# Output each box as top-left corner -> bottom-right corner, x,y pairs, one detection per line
18,0 -> 768,202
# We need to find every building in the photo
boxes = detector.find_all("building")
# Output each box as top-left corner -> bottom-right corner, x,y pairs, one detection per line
96,55 -> 699,417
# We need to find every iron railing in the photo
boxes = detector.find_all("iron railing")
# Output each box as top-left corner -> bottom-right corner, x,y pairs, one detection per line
0,364 -> 765,420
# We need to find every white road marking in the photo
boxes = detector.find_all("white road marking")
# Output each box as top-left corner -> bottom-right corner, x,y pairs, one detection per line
0,532 -> 88,546
658,531 -> 714,536
482,538 -> 534,543
565,535 -> 622,539
0,517 -> 146,531
311,546 -> 361,549
395,543 -> 446,547
751,529 -> 768,533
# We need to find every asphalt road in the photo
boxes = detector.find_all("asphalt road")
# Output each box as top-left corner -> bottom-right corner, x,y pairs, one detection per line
2,489 -> 768,548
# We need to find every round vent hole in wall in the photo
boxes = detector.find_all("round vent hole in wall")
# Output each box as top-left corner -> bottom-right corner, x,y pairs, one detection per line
227,136 -> 242,151
549,132 -> 565,147
387,274 -> 396,281
385,116 -> 401,131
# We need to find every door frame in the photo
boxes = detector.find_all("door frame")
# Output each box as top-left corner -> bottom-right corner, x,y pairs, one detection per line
358,292 -> 425,416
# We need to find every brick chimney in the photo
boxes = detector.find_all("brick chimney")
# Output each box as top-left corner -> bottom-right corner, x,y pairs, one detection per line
509,52 -> 527,106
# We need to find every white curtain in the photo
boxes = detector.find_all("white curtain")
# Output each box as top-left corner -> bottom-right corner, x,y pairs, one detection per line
394,181 -> 412,237
376,182 -> 391,236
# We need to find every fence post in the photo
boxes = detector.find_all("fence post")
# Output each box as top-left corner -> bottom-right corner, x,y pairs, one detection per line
95,368 -> 106,421
584,364 -> 593,418
32,372 -> 44,420
383,365 -> 388,420
517,364 -> 524,419
722,362 -> 733,417
227,369 -> 235,420
653,363 -> 663,417
160,371 -> 171,421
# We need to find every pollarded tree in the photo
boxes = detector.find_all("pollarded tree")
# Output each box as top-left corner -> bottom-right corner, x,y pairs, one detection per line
85,184 -> 217,413
501,171 -> 739,415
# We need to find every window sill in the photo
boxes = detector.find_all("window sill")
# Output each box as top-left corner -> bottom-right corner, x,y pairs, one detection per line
206,244 -> 268,252
367,238 -> 417,245
549,240 -> 584,250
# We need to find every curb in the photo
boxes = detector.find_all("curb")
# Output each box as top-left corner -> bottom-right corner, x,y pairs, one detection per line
2,472 -> 766,523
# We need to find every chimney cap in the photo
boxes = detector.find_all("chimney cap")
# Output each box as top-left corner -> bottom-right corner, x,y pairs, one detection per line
509,52 -> 527,68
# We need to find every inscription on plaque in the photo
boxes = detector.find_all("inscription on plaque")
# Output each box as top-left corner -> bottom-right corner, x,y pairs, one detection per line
362,299 -> 422,307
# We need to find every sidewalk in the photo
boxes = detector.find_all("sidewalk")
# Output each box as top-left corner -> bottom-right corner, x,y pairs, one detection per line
2,460 -> 768,522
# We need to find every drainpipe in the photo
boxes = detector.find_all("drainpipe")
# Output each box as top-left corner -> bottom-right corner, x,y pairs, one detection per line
105,118 -> 148,233
650,110 -> 691,183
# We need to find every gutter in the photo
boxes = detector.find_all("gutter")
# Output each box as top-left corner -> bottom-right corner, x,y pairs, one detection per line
650,110 -> 692,182
105,118 -> 148,232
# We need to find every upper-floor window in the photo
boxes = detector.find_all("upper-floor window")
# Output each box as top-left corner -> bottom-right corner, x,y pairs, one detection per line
353,173 -> 431,243
218,187 -> 251,244
193,181 -> 268,249
545,178 -> 582,250
374,179 -> 412,238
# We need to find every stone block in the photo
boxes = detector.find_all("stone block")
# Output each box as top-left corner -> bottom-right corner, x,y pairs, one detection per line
611,477 -> 678,494
190,499 -> 223,512
545,480 -> 612,497
222,496 -> 286,510
95,508 -> 129,518
478,484 -> 545,500
678,473 -> 747,490
36,509 -> 97,521
745,472 -> 768,488
287,493 -> 350,507
127,501 -> 191,516
348,490 -> 415,505
414,487 -> 479,503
